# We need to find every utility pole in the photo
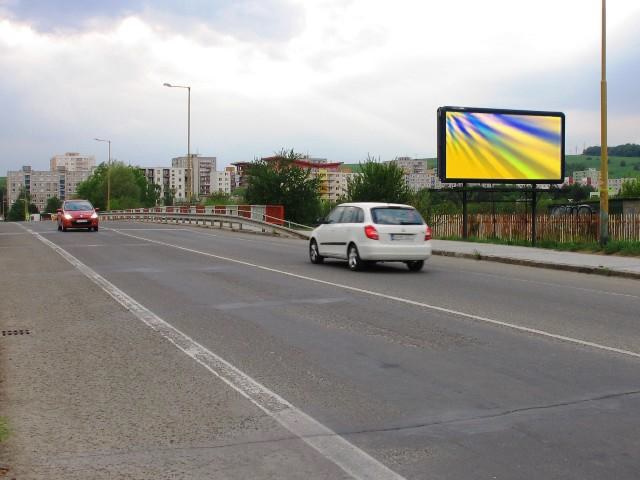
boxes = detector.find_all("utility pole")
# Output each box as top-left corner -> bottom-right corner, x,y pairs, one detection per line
599,0 -> 609,245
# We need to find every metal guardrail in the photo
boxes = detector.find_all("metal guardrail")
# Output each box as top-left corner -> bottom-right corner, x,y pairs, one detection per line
101,211 -> 312,239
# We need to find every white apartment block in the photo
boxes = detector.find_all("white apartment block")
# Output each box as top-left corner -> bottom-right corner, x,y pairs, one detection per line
142,167 -> 187,202
325,171 -> 357,202
573,168 -> 600,187
50,152 -> 96,172
609,178 -> 635,195
211,170 -> 232,195
172,155 -> 217,197
385,157 -> 428,175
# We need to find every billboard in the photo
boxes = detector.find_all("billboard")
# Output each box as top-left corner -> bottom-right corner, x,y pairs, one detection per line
437,106 -> 565,183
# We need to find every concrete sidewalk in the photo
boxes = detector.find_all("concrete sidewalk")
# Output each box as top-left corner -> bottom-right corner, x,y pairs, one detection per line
432,239 -> 640,279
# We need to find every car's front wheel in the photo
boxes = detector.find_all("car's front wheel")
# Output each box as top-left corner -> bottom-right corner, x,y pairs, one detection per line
406,260 -> 424,272
309,240 -> 323,264
347,244 -> 365,271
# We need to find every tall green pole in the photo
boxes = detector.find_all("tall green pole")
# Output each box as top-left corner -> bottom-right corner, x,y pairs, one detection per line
599,0 -> 609,245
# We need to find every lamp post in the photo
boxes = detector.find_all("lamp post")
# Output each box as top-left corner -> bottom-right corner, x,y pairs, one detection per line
163,82 -> 194,202
94,138 -> 111,211
599,0 -> 609,245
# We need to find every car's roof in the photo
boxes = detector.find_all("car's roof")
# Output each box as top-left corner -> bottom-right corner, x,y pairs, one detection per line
336,202 -> 415,209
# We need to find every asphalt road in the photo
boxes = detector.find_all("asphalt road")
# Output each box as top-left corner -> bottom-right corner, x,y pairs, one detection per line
4,220 -> 640,479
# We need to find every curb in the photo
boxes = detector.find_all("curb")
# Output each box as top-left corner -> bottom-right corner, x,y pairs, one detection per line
432,250 -> 640,280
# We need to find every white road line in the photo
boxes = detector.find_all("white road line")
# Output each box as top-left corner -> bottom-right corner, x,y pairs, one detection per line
21,224 -> 405,480
453,269 -> 640,301
111,228 -> 640,361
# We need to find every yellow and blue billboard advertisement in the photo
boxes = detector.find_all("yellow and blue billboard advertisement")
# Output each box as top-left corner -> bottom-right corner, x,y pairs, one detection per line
437,107 -> 565,183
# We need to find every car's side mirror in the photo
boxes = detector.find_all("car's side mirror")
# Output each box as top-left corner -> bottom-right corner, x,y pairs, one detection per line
316,217 -> 327,225
94,208 -> 100,212
56,209 -> 62,213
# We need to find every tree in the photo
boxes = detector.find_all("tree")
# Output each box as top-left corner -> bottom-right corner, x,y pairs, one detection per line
620,178 -> 640,198
244,149 -> 322,225
346,157 -> 411,204
559,183 -> 595,202
7,188 -> 37,221
583,143 -> 640,157
45,196 -> 62,213
76,162 -> 159,210
163,186 -> 175,206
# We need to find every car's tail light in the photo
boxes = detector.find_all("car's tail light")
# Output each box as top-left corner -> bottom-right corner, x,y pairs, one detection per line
364,225 -> 379,240
425,225 -> 432,241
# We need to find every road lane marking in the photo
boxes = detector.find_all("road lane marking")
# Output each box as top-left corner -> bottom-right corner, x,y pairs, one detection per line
21,224 -> 406,480
110,228 -> 640,361
451,269 -> 640,301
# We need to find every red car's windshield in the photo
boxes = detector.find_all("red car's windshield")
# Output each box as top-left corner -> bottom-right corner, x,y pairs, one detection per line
65,201 -> 94,211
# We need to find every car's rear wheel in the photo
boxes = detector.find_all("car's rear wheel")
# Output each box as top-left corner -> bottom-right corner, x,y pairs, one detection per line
348,244 -> 365,271
309,240 -> 323,264
406,260 -> 424,272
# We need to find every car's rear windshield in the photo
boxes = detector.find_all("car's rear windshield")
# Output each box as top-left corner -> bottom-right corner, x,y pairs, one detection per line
65,201 -> 93,211
371,207 -> 424,225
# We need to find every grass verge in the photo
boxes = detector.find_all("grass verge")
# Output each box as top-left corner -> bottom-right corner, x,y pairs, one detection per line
437,236 -> 640,256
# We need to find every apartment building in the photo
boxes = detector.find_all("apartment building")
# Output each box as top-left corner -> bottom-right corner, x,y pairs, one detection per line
386,157 -> 428,175
231,161 -> 252,190
172,155 -> 216,197
7,158 -> 95,212
50,152 -> 96,172
325,170 -> 357,202
142,167 -> 187,202
7,167 -> 63,212
211,170 -> 232,195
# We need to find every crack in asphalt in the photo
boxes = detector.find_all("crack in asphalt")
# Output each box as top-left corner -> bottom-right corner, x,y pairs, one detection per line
30,388 -> 640,465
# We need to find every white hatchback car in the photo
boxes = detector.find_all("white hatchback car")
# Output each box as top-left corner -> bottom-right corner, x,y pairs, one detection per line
309,202 -> 432,271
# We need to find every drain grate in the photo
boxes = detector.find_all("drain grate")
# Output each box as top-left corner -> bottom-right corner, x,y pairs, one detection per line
2,329 -> 31,336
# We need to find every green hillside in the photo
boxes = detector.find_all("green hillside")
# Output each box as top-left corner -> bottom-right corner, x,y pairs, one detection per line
565,155 -> 640,179
344,156 -> 640,179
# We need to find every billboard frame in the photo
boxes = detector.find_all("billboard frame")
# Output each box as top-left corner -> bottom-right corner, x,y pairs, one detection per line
437,106 -> 566,184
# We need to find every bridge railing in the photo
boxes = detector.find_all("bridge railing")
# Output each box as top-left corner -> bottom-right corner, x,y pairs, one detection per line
101,205 -> 312,239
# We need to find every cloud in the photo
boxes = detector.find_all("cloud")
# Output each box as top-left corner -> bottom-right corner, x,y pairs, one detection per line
1,0 -> 303,42
1,0 -> 640,174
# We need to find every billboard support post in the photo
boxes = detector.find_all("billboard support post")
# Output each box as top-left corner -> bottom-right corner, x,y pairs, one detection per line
531,184 -> 537,247
462,183 -> 468,239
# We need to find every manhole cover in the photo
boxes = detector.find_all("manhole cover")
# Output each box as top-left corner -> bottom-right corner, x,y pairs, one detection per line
2,329 -> 31,336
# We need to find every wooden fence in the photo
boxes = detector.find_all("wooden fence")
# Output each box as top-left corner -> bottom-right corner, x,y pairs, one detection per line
431,213 -> 640,243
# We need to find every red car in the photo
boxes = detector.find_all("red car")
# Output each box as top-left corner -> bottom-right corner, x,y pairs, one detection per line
57,200 -> 99,232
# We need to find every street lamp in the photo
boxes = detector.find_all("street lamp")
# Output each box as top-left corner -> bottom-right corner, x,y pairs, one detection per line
163,82 -> 194,202
94,138 -> 111,211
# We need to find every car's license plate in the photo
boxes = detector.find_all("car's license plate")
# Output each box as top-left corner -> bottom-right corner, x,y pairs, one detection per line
391,234 -> 413,241
76,219 -> 88,223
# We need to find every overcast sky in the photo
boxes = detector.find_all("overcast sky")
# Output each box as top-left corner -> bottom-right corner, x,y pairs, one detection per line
1,0 -> 639,172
